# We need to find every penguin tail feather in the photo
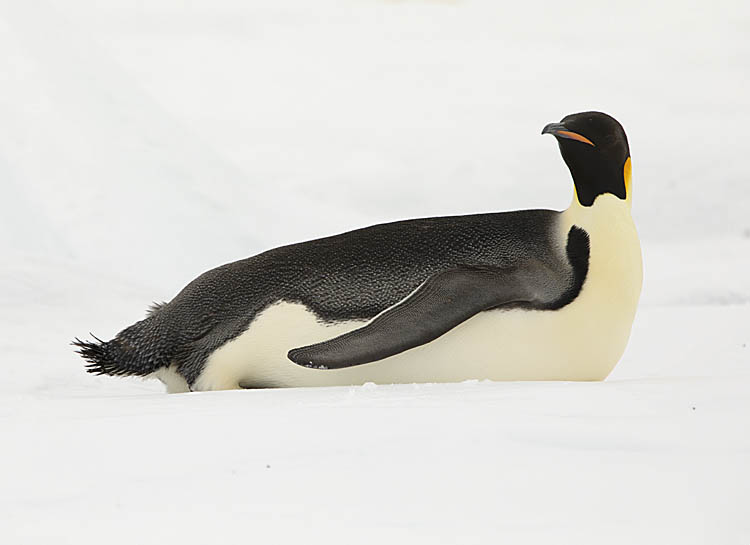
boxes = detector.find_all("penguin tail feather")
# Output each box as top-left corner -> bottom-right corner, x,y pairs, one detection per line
73,317 -> 169,378
73,335 -> 123,376
146,301 -> 167,317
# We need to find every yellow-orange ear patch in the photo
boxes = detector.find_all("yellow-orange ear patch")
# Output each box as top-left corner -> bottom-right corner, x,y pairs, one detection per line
557,130 -> 595,146
623,157 -> 632,197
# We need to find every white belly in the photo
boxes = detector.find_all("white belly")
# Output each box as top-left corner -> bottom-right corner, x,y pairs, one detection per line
192,195 -> 642,391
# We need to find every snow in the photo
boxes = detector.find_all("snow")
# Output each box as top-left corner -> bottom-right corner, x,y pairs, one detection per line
1,1 -> 748,543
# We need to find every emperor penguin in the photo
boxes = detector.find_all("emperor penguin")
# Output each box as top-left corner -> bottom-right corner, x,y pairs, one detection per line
74,111 -> 643,393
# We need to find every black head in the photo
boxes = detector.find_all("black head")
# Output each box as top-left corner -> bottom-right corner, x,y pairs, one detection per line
542,111 -> 631,207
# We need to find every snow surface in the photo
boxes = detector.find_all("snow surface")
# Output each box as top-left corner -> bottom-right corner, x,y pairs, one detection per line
1,1 -> 749,543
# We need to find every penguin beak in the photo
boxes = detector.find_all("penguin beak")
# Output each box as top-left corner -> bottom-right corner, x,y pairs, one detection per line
542,123 -> 596,147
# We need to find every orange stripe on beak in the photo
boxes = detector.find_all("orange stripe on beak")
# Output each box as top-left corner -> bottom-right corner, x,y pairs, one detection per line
556,130 -> 595,146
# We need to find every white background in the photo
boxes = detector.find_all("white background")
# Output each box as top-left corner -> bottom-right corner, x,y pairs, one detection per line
1,1 -> 748,543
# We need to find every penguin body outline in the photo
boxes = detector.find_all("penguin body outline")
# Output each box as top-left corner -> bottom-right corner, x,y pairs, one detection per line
75,111 -> 643,392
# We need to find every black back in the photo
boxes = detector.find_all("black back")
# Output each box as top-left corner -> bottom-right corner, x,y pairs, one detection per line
146,210 -> 563,382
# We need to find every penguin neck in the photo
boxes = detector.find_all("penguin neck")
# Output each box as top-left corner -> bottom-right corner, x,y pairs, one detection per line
562,191 -> 633,230
569,156 -> 633,210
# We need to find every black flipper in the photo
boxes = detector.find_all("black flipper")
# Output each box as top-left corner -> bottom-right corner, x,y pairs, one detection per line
288,263 -> 565,369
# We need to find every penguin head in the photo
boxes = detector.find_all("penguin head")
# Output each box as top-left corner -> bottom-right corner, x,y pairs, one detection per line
542,112 -> 631,207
